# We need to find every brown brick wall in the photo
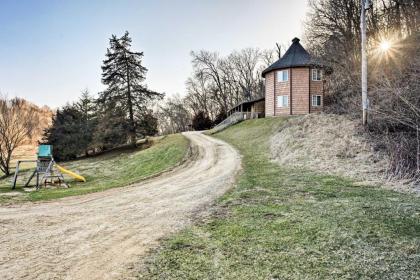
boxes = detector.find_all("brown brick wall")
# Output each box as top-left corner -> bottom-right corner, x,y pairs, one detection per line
264,67 -> 324,116
310,72 -> 324,112
291,67 -> 309,115
274,69 -> 291,116
265,72 -> 275,116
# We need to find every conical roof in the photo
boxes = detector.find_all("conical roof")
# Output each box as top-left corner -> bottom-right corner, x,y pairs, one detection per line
262,38 -> 321,77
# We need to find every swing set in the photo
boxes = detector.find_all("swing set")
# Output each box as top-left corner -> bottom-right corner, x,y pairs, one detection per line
12,145 -> 86,190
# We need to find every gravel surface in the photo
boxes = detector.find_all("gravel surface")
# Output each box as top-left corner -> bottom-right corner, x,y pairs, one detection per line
0,132 -> 241,280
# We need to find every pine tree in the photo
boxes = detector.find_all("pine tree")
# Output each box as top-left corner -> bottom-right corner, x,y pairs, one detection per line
42,91 -> 97,160
101,31 -> 162,146
42,105 -> 85,160
136,109 -> 158,138
75,89 -> 96,155
92,99 -> 128,150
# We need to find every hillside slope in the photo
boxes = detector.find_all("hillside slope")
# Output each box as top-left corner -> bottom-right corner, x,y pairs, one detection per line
271,114 -> 417,193
140,118 -> 419,279
0,134 -> 189,204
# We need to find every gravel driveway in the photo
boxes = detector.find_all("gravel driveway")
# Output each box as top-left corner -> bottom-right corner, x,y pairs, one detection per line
0,132 -> 241,280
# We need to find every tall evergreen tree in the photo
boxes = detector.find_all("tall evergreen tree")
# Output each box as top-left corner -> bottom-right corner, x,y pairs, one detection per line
75,89 -> 97,156
135,108 -> 158,138
92,99 -> 128,150
100,31 -> 162,146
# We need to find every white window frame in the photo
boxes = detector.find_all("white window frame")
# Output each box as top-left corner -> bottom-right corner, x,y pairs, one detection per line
312,95 -> 322,107
312,69 -> 322,81
277,70 -> 289,82
277,95 -> 289,108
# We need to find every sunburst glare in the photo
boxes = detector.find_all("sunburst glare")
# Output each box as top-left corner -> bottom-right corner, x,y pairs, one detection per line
379,40 -> 391,52
372,33 -> 402,64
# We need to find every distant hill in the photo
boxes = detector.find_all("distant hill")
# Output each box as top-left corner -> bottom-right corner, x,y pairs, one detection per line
9,99 -> 54,164
19,99 -> 54,145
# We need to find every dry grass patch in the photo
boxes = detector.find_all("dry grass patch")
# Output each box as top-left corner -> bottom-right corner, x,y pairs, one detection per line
270,113 -> 416,192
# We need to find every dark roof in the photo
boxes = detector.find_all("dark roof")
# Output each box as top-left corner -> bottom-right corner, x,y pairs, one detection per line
262,38 -> 322,77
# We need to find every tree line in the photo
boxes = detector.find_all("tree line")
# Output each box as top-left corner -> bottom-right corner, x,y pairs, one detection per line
43,32 -> 162,161
157,48 -> 278,134
304,0 -> 419,181
3,1 -> 418,183
158,0 -> 419,182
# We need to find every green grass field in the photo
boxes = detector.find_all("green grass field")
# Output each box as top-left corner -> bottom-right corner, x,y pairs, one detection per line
140,118 -> 420,279
0,134 -> 189,204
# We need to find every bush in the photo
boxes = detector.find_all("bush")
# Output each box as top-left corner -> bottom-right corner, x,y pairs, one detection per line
192,111 -> 212,131
213,110 -> 227,126
367,34 -> 420,184
42,106 -> 87,161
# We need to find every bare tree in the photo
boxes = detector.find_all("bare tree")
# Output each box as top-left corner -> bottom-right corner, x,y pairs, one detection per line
157,46 -> 286,134
187,47 -> 273,120
304,0 -> 420,115
190,50 -> 231,114
185,72 -> 216,119
0,96 -> 38,176
228,48 -> 264,101
369,34 -> 420,180
304,0 -> 420,181
261,49 -> 278,68
157,94 -> 191,134
275,43 -> 282,59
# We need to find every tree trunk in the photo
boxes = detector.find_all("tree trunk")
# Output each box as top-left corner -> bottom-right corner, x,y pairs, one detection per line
0,165 -> 10,177
417,124 -> 419,172
0,156 -> 11,177
126,60 -> 137,147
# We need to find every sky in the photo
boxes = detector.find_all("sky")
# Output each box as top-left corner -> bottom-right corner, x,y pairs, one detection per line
0,0 -> 309,108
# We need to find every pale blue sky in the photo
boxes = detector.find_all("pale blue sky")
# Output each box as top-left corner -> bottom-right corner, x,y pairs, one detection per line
0,0 -> 309,107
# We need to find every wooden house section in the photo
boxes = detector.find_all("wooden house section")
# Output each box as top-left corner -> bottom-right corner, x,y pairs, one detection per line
227,97 -> 265,119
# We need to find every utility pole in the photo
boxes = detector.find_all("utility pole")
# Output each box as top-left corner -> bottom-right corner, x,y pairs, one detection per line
361,0 -> 370,125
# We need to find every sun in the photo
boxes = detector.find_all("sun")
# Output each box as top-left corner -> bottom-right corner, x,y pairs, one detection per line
372,33 -> 402,65
379,40 -> 391,52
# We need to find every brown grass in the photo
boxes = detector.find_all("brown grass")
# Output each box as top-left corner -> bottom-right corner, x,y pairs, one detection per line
270,113 -> 417,193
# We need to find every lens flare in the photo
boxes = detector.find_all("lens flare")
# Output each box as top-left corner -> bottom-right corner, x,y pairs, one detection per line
379,40 -> 391,52
372,33 -> 401,66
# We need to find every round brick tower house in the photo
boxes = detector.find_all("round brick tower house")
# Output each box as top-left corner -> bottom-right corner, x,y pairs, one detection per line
262,37 -> 325,116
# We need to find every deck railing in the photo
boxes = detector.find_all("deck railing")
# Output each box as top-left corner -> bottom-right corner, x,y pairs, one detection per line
212,112 -> 263,133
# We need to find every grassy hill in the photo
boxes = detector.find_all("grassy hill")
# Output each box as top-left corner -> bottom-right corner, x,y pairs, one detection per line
140,118 -> 420,279
0,134 -> 189,204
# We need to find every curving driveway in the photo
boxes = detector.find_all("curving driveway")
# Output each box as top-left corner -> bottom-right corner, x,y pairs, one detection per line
0,132 -> 241,280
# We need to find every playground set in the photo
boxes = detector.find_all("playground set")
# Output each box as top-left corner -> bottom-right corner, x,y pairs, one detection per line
12,145 -> 86,190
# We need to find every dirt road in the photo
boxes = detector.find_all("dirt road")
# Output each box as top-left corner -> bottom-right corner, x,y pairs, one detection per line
0,132 -> 241,280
